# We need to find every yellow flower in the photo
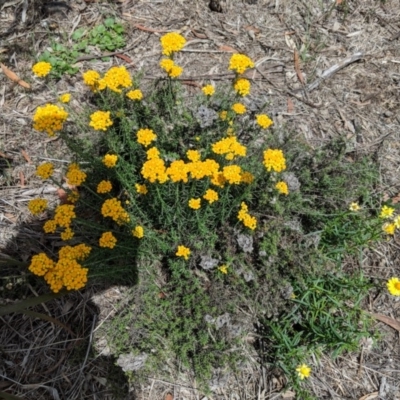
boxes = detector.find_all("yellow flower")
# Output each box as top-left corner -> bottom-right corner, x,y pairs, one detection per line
137,128 -> 157,147
219,111 -> 228,121
222,165 -> 242,185
263,149 -> 286,173
349,202 -> 361,212
33,104 -> 68,136
160,32 -> 186,56
36,162 -> 54,179
101,66 -> 132,93
99,231 -> 117,249
101,198 -> 130,225
58,93 -> 71,103
382,222 -> 396,235
202,84 -> 215,96
232,103 -> 246,114
59,243 -> 91,261
60,227 -> 74,241
146,147 -> 160,160
256,114 -> 273,129
168,65 -> 183,78
218,265 -> 228,274
296,364 -> 311,380
66,163 -> 86,186
127,89 -> 143,100
166,160 -> 189,183
275,181 -> 289,195
203,189 -> 219,204
237,202 -> 257,230
67,190 -> 79,204
135,183 -> 148,195
241,171 -> 254,184
54,204 -> 76,228
176,245 -> 190,260
43,219 -> 57,233
32,61 -> 52,77
29,253 -> 55,276
97,180 -> 112,194
189,198 -> 201,210
212,136 -> 246,159
141,157 -> 168,183
233,78 -> 251,96
89,111 -> 113,131
132,225 -> 144,238
387,277 -> 400,296
82,70 -> 101,91
28,198 -> 48,215
394,215 -> 400,228
228,54 -> 254,74
380,205 -> 395,219
102,154 -> 118,168
186,150 -> 201,162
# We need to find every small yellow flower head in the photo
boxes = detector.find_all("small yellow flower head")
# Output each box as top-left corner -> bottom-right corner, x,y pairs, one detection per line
219,111 -> 228,121
33,104 -> 68,136
189,198 -> 201,210
66,163 -> 87,186
275,181 -> 289,195
176,245 -> 191,260
382,222 -> 396,235
202,84 -> 215,96
256,114 -> 273,129
296,364 -> 311,380
54,204 -> 76,228
137,128 -> 157,147
101,198 -> 130,225
29,253 -> 55,276
241,171 -> 254,184
59,243 -> 91,261
36,162 -> 54,179
132,225 -> 144,239
102,66 -> 132,93
212,136 -> 246,159
67,190 -> 79,204
97,180 -> 112,194
99,231 -> 117,249
186,150 -> 201,162
349,202 -> 361,212
43,219 -> 57,233
232,103 -> 246,115
127,89 -> 143,101
82,70 -> 101,90
222,165 -> 242,185
28,198 -> 48,215
146,147 -> 160,160
233,78 -> 251,96
387,277 -> 400,296
141,157 -> 168,183
102,154 -> 118,168
237,202 -> 257,230
160,32 -> 186,56
135,183 -> 148,195
218,265 -> 228,274
166,160 -> 189,183
263,149 -> 286,173
160,58 -> 175,72
58,93 -> 71,103
228,53 -> 254,74
394,215 -> 400,228
60,227 -> 74,241
89,111 -> 113,131
169,65 -> 183,78
380,205 -> 395,219
32,61 -> 52,77
203,189 -> 219,204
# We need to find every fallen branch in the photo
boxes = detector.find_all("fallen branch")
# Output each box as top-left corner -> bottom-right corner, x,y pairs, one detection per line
306,52 -> 363,92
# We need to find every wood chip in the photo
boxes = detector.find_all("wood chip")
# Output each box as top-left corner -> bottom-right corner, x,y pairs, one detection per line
358,392 -> 378,400
218,45 -> 238,52
1,62 -> 30,89
134,24 -> 169,33
21,149 -> 32,164
369,312 -> 400,331
294,50 -> 304,84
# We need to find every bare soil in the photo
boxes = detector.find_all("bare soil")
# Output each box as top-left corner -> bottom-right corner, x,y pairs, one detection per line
1,0 -> 400,398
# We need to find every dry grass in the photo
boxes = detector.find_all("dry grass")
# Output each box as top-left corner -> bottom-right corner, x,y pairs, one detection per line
1,0 -> 400,398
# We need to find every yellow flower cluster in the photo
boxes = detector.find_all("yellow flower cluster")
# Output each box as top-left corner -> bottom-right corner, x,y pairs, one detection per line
160,58 -> 183,78
233,78 -> 251,97
256,114 -> 273,129
29,244 -> 91,292
263,149 -> 286,173
219,111 -> 228,121
166,160 -> 189,183
176,245 -> 190,260
132,225 -> 144,238
203,189 -> 219,204
241,171 -> 254,184
135,183 -> 148,195
103,154 -> 118,168
160,32 -> 186,56
61,227 -> 74,241
189,198 -> 201,210
28,198 -> 48,215
101,198 -> 130,225
232,103 -> 246,114
229,54 -> 254,74
89,111 -> 113,131
202,85 -> 215,96
32,61 -> 52,77
212,136 -> 246,160
137,128 -> 157,147
380,207 -> 400,235
238,202 -> 257,230
387,277 -> 400,296
187,150 -> 201,162
82,70 -> 101,91
101,66 -> 132,93
33,104 -> 68,136
147,147 -> 160,159
142,157 -> 168,183
188,159 -> 220,180
54,204 -> 76,228
67,190 -> 79,204
222,165 -> 242,184
59,93 -> 71,103
66,163 -> 87,186
99,231 -> 117,248
97,180 -> 112,194
127,89 -> 143,101
275,181 -> 289,195
36,162 -> 54,179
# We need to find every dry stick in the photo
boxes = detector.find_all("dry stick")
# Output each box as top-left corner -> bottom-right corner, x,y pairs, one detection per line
306,52 -> 363,92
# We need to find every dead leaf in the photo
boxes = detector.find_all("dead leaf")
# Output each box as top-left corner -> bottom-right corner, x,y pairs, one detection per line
21,149 -> 32,164
181,80 -> 202,88
158,292 -> 167,299
358,392 -> 378,400
244,25 -> 261,34
0,151 -> 13,160
165,394 -> 173,400
369,312 -> 400,331
218,45 -> 238,52
4,213 -> 18,223
115,54 -> 134,64
293,50 -> 304,84
19,171 -> 25,187
57,188 -> 68,204
287,97 -> 294,113
134,24 -> 169,33
191,29 -> 208,39
391,193 -> 400,204
1,63 -> 30,89
284,32 -> 297,51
